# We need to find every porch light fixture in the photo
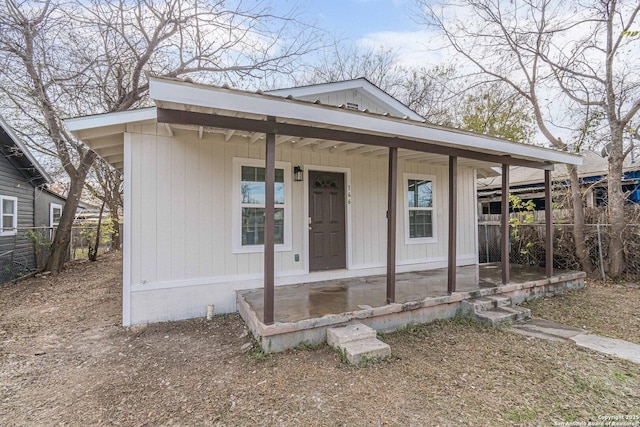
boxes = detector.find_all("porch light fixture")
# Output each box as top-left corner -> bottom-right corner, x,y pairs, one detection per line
293,166 -> 304,182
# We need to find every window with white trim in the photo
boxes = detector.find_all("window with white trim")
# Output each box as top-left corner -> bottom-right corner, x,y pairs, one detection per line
50,203 -> 62,227
0,195 -> 18,236
404,173 -> 437,244
233,158 -> 291,253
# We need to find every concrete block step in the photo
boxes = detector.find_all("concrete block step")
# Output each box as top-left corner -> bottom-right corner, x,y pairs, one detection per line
501,305 -> 531,321
461,295 -> 512,314
339,338 -> 391,365
486,295 -> 511,308
327,323 -> 377,348
474,305 -> 531,326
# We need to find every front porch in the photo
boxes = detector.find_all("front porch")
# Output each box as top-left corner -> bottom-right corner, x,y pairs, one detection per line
238,265 -> 586,352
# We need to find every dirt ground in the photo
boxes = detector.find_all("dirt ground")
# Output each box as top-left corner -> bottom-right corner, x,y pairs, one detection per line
1,253 -> 639,426
522,279 -> 640,344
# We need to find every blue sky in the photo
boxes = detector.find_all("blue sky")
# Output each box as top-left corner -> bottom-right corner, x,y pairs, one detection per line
296,0 -> 421,39
272,0 -> 442,68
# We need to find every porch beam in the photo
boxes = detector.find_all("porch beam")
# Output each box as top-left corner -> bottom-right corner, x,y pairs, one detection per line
448,156 -> 457,294
264,117 -> 276,325
293,138 -> 318,148
501,164 -> 510,285
249,133 -> 262,144
224,129 -> 236,142
545,169 -> 554,277
157,109 -> 555,170
386,147 -> 398,304
332,142 -> 362,152
276,135 -> 295,146
347,145 -> 381,156
313,140 -> 340,151
361,147 -> 388,157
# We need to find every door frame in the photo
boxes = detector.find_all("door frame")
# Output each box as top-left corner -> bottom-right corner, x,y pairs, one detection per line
303,165 -> 352,274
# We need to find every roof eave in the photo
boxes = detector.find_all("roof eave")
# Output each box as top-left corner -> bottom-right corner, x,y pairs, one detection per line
149,76 -> 582,167
0,115 -> 52,185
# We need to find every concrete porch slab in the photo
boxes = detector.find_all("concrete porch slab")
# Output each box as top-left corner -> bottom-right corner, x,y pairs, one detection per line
237,264 -> 585,353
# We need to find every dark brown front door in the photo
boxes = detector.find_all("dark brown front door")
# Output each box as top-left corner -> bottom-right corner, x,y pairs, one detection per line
309,171 -> 346,271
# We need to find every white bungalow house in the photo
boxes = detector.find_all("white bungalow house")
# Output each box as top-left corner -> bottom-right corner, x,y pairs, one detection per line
65,77 -> 582,329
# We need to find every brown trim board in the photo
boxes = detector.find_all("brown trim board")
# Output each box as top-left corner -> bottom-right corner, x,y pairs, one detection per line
157,108 -> 555,170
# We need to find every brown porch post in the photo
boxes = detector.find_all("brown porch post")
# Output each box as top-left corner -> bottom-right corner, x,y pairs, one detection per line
448,156 -> 457,294
545,169 -> 554,277
501,164 -> 510,284
386,147 -> 398,304
263,121 -> 276,325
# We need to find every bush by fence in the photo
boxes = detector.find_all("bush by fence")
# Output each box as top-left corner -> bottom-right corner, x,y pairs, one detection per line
479,211 -> 640,281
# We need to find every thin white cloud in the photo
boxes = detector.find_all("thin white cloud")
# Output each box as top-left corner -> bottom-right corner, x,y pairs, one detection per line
357,29 -> 448,68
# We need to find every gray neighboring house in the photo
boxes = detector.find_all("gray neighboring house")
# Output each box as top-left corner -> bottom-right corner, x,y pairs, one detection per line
0,115 -> 52,280
35,187 -> 66,230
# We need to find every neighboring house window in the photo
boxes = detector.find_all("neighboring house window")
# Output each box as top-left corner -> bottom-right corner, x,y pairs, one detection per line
233,158 -> 291,253
50,203 -> 62,227
0,195 -> 18,236
404,173 -> 436,244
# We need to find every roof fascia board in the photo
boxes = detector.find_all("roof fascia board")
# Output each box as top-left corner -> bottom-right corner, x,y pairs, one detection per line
64,107 -> 157,132
150,78 -> 582,166
0,115 -> 52,184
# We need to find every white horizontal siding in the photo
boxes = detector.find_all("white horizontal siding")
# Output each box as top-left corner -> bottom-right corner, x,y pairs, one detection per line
127,125 -> 478,289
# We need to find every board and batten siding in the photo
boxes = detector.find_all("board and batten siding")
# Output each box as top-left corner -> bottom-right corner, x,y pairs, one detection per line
293,90 -> 394,116
125,124 -> 478,324
0,151 -> 36,273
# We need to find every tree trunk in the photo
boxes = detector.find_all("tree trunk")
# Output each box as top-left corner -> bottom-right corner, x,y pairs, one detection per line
46,177 -> 84,272
108,201 -> 121,251
569,166 -> 593,274
89,200 -> 106,262
607,126 -> 626,278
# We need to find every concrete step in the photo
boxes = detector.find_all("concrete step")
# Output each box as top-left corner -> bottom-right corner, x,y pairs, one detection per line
487,295 -> 511,308
461,295 -> 512,314
503,305 -> 532,321
474,306 -> 531,326
338,338 -> 391,365
327,323 -> 391,365
327,323 -> 377,348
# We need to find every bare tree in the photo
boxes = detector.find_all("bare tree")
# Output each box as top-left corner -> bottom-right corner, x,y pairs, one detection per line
399,65 -> 461,125
419,0 -> 640,276
295,41 -> 468,125
86,158 -> 123,251
0,0 -> 319,272
297,42 -> 404,93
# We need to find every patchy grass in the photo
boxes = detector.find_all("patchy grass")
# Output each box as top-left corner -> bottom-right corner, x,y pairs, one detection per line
1,255 -> 639,426
521,279 -> 640,344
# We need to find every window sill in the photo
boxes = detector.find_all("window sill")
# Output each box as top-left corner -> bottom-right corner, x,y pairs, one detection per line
232,244 -> 292,254
405,237 -> 437,245
0,231 -> 17,237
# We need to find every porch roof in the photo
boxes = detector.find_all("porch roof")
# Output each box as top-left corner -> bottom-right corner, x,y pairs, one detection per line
64,76 -> 583,173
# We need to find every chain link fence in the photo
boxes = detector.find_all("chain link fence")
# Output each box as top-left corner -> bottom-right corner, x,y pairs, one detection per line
0,225 -> 119,284
479,220 -> 640,281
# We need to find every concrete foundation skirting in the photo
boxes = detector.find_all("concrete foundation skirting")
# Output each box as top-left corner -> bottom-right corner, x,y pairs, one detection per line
237,272 -> 586,353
